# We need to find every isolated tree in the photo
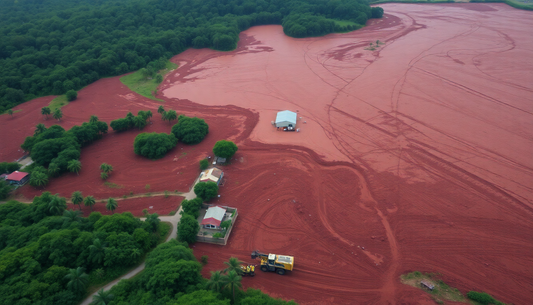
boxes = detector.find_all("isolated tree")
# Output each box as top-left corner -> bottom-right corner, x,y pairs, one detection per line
223,257 -> 244,275
155,73 -> 163,83
89,238 -> 106,265
35,123 -> 46,135
84,195 -> 96,211
63,209 -> 82,223
100,172 -> 109,180
207,271 -> 225,293
71,191 -> 83,210
7,109 -> 13,117
133,115 -> 147,130
139,68 -> 151,79
171,115 -> 209,144
65,267 -> 89,294
222,270 -> 242,304
213,140 -> 238,159
177,214 -> 199,244
41,107 -> 51,119
89,115 -> 99,123
67,160 -> 82,175
106,198 -> 118,214
66,90 -> 78,101
146,110 -> 153,122
90,288 -> 114,305
157,105 -> 165,116
53,108 -> 63,121
29,171 -> 48,187
193,181 -> 219,201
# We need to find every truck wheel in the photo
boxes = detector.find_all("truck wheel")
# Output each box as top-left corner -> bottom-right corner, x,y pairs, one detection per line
261,266 -> 268,272
276,269 -> 286,275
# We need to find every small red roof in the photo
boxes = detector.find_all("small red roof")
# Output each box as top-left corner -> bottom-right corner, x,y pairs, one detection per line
6,171 -> 29,181
201,217 -> 222,227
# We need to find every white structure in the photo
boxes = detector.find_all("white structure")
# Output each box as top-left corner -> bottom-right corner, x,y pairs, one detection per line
200,167 -> 224,185
201,206 -> 227,229
275,110 -> 297,128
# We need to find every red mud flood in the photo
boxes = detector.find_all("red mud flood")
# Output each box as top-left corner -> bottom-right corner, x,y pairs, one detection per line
1,3 -> 533,305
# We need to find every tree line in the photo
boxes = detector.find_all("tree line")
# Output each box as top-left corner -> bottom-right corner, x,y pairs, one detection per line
0,192 -> 168,305
0,0 -> 383,113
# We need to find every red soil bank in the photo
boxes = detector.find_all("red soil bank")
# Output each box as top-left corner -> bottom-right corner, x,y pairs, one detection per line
0,3 -> 532,304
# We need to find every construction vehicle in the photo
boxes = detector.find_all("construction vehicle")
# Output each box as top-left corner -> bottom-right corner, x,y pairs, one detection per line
251,250 -> 294,275
240,264 -> 256,277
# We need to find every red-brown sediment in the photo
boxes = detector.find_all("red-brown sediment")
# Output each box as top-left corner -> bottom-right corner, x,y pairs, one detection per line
1,3 -> 532,304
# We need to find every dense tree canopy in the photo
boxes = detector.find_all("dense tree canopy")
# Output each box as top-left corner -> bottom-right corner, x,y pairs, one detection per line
171,115 -> 209,144
213,140 -> 238,159
133,132 -> 178,159
0,0 -> 382,113
194,181 -> 219,202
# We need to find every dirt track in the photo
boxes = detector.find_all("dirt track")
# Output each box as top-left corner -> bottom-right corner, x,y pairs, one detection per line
0,3 -> 532,304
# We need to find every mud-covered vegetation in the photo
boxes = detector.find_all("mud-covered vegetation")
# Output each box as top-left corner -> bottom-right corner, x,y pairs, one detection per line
0,0 -> 382,113
0,194 -> 169,305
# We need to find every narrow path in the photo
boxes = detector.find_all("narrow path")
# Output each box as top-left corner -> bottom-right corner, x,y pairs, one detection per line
79,187 -> 197,305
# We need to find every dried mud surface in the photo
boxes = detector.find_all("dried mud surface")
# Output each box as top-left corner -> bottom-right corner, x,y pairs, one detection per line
1,3 -> 532,304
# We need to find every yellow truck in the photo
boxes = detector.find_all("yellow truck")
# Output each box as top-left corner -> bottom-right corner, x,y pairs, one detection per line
251,250 -> 294,275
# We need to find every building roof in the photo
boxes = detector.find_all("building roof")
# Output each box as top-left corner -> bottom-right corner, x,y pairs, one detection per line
275,110 -> 297,125
200,168 -> 223,183
201,206 -> 227,227
6,171 -> 28,182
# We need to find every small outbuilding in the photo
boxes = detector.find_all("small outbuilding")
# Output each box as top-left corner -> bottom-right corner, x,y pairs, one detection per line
275,110 -> 297,128
5,171 -> 29,186
201,206 -> 227,229
200,167 -> 224,185
420,280 -> 435,291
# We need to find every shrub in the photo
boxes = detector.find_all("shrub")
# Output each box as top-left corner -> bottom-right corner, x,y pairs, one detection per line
133,132 -> 178,159
171,115 -> 209,144
180,198 -> 203,219
66,90 -> 77,101
467,291 -> 497,304
199,159 -> 209,170
371,7 -> 384,19
213,140 -> 238,159
193,182 -> 218,201
0,162 -> 21,174
201,255 -> 208,265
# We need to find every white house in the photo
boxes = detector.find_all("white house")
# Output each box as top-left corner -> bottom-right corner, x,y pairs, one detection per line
275,110 -> 297,128
199,167 -> 224,185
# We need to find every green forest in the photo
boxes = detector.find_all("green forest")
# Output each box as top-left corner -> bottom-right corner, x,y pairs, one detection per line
0,0 -> 383,113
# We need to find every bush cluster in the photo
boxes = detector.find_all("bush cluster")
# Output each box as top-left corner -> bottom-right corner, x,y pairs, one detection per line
171,115 -> 209,144
133,132 -> 178,160
110,110 -> 151,132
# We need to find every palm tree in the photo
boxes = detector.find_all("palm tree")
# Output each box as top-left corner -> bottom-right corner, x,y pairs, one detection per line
90,288 -> 114,305
41,107 -> 51,119
130,248 -> 141,260
222,270 -> 242,304
223,257 -> 244,275
100,163 -> 113,174
100,172 -> 108,180
7,109 -> 13,117
89,115 -> 98,123
84,195 -> 96,211
34,123 -> 46,135
71,191 -> 83,210
157,105 -> 165,115
63,209 -> 82,223
67,160 -> 82,175
47,163 -> 59,177
164,109 -> 177,125
29,171 -> 48,188
53,108 -> 63,121
106,198 -> 118,214
133,115 -> 146,130
89,238 -> 106,265
146,110 -> 153,122
48,195 -> 67,215
65,267 -> 89,294
206,270 -> 225,293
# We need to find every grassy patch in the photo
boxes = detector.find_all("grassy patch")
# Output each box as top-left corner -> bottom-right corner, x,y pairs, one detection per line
104,182 -> 124,189
120,61 -> 178,101
48,95 -> 69,112
400,271 -> 466,303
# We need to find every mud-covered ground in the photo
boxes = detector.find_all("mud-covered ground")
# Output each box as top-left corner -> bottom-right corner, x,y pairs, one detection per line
0,3 -> 531,304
